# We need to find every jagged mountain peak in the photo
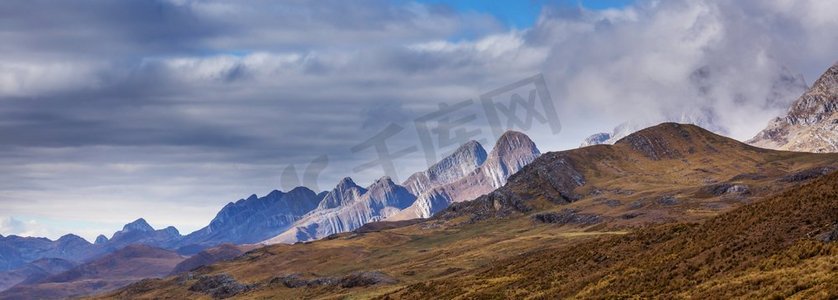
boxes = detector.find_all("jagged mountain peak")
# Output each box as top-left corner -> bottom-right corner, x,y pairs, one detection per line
371,176 -> 396,186
317,177 -> 367,210
749,61 -> 838,153
491,130 -> 538,156
122,218 -> 154,232
785,61 -> 837,125
481,130 -> 541,188
336,177 -> 359,189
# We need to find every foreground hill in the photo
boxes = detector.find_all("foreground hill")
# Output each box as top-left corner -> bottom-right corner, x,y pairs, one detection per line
102,123 -> 838,299
388,170 -> 838,299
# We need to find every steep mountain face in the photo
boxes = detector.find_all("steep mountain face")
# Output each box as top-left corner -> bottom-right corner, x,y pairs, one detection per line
266,177 -> 416,244
105,218 -> 183,250
178,187 -> 323,251
316,178 -> 366,210
388,130 -> 540,219
401,141 -> 488,195
0,244 -> 184,299
263,140 -> 504,245
749,62 -> 838,153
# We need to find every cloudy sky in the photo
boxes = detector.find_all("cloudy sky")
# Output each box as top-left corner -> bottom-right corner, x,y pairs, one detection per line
1,0 -> 836,241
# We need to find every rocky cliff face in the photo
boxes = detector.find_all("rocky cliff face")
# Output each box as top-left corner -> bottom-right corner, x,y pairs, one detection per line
265,177 -> 415,244
316,178 -> 366,210
401,141 -> 487,195
388,131 -> 541,220
749,62 -> 838,153
264,131 -> 540,244
178,187 -> 323,250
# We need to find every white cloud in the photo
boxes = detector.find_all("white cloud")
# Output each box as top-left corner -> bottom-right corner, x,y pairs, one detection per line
0,216 -> 56,238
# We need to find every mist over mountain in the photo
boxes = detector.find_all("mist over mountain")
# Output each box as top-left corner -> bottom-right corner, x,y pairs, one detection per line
749,61 -> 838,152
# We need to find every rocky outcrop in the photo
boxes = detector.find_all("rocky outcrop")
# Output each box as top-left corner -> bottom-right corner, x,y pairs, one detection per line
339,271 -> 398,288
268,271 -> 396,289
532,210 -> 602,225
749,62 -> 838,153
188,273 -> 254,299
780,166 -> 837,182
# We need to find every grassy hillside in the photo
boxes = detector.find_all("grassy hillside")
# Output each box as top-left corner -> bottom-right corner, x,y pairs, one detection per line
387,171 -> 838,299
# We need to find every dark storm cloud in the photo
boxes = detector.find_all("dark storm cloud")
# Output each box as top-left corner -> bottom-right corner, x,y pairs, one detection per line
0,0 -> 224,57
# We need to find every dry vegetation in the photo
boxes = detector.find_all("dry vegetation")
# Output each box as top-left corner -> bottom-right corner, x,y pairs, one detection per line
385,172 -> 838,299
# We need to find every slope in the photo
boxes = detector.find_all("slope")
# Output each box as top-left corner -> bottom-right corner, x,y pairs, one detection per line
387,170 -> 838,299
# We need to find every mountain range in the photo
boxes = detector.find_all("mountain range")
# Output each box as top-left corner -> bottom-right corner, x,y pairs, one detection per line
0,130 -> 542,297
98,122 -> 838,299
265,130 -> 540,244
